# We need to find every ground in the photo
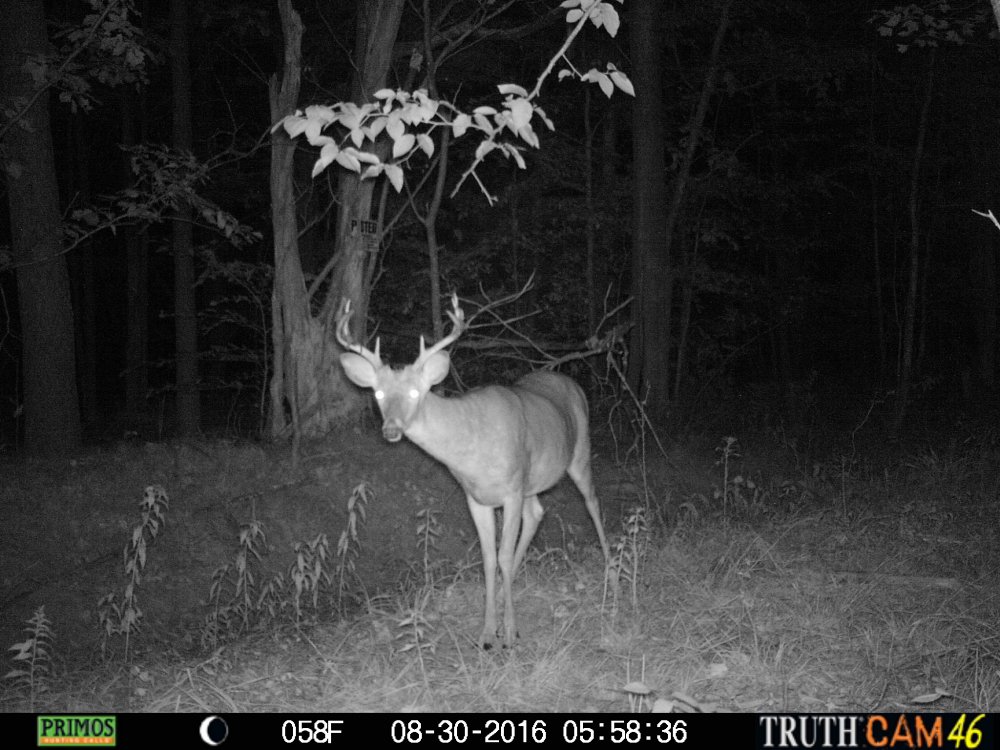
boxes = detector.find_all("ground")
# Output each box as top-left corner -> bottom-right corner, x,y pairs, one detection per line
0,412 -> 998,713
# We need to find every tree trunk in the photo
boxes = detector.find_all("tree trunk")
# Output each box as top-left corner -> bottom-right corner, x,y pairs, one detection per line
628,0 -> 671,424
122,89 -> 149,422
268,0 -> 405,441
69,116 -> 98,432
0,0 -> 81,452
969,225 -> 998,396
422,0 -> 448,339
171,0 -> 200,436
584,86 -> 597,333
324,0 -> 406,343
269,0 -> 407,441
893,49 -> 935,432
629,0 -> 732,426
867,53 -> 887,378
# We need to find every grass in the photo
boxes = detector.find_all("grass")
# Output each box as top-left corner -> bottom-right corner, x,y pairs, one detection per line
0,421 -> 998,712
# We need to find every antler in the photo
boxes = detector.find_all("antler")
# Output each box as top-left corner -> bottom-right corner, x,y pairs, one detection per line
414,292 -> 466,368
336,299 -> 382,367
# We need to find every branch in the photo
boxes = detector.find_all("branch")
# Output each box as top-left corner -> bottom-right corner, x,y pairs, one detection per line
0,0 -> 124,143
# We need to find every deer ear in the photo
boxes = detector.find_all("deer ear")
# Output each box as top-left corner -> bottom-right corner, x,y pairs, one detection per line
339,352 -> 377,388
422,351 -> 451,386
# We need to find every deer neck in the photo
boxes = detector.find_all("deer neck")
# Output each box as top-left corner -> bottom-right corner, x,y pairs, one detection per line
404,390 -> 486,468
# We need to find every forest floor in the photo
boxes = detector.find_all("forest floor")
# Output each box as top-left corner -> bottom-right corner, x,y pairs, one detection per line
0,400 -> 998,715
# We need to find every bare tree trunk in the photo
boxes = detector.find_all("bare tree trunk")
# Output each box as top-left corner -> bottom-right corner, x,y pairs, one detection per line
893,49 -> 935,432
584,86 -> 597,333
0,0 -> 81,452
599,105 -> 617,301
628,0 -> 671,422
673,227 -> 700,401
171,0 -> 200,436
423,0 -> 448,339
69,116 -> 98,432
629,0 -> 732,426
122,89 -> 149,421
868,53 -> 887,377
269,0 -> 309,439
969,225 -> 998,396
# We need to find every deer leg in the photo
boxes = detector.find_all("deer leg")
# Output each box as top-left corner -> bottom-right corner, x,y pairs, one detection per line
568,455 -> 610,562
498,495 -> 524,647
466,496 -> 499,649
512,494 -> 544,574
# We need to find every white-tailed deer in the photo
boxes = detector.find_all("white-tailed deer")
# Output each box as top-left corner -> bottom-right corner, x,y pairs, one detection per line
336,296 -> 610,649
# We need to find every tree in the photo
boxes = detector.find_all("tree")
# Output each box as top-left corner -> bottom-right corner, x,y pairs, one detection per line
627,0 -> 671,426
873,1 -> 985,427
0,0 -> 82,452
171,0 -> 200,436
270,0 -> 630,441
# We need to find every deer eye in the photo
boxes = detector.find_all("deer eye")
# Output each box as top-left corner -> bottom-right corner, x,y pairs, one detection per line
374,390 -> 385,400
408,388 -> 420,399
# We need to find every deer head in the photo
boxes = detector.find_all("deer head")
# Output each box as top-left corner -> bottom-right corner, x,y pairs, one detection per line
336,294 -> 465,442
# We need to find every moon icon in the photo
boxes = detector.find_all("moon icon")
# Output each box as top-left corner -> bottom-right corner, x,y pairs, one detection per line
199,715 -> 229,746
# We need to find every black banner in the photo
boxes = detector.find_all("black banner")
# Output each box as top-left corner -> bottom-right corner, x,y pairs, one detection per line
14,712 -> 996,749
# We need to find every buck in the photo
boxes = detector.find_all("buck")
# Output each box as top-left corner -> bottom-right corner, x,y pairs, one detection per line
336,296 -> 610,649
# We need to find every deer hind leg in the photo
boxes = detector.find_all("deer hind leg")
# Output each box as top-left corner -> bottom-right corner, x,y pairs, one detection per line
568,451 -> 610,563
497,494 -> 525,648
466,495 -> 499,649
512,494 -> 544,575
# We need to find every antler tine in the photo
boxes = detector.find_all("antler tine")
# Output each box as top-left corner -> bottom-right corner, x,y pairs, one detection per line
416,292 -> 466,366
335,299 -> 382,367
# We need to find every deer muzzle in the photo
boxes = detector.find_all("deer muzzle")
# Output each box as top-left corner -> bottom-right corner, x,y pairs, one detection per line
382,421 -> 404,442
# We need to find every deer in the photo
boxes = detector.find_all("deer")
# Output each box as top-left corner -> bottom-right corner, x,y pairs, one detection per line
336,295 -> 610,649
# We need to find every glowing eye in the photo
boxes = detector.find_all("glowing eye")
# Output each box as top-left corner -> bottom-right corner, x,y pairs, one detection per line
408,388 -> 420,399
374,390 -> 385,400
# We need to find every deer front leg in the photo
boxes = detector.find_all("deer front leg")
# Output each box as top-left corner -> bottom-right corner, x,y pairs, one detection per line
467,496 -> 499,649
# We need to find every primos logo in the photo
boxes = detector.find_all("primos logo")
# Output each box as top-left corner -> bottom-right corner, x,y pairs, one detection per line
37,716 -> 116,746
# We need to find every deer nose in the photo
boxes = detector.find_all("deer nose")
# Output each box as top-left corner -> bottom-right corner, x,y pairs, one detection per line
382,422 -> 403,442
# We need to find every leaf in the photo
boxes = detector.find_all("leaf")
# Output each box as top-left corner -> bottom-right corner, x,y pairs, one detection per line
451,113 -> 471,137
353,150 -> 381,165
596,72 -> 614,98
566,8 -> 583,23
473,112 -> 494,134
281,115 -> 307,138
910,690 -> 950,704
303,118 -> 326,146
416,133 -> 435,157
516,123 -> 539,150
385,113 -> 405,141
373,88 -> 395,100
505,143 -> 527,169
474,140 -> 496,161
600,4 -> 621,36
498,83 -> 528,98
506,97 -> 533,129
623,681 -> 651,694
392,132 -> 415,159
312,142 -> 339,176
384,164 -> 404,192
366,117 -> 387,140
335,150 -> 361,172
611,70 -> 635,96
